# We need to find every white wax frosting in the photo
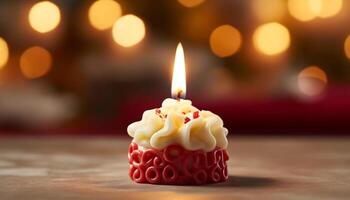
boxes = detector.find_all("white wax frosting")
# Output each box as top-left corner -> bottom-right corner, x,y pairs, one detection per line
127,98 -> 228,152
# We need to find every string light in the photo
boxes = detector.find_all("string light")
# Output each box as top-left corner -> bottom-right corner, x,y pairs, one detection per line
112,14 -> 146,47
88,0 -> 122,30
253,22 -> 290,56
209,25 -> 242,57
0,37 -> 9,69
29,1 -> 61,33
20,46 -> 52,79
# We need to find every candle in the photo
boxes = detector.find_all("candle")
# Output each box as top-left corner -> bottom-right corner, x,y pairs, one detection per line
127,43 -> 229,185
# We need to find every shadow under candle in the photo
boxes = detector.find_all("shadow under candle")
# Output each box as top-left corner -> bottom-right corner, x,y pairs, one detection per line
207,175 -> 279,188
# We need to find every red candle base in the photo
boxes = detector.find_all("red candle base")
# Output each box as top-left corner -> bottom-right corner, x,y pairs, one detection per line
128,142 -> 229,185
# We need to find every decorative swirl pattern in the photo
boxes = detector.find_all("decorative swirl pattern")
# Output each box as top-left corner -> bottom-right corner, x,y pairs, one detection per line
127,98 -> 228,152
128,142 -> 229,185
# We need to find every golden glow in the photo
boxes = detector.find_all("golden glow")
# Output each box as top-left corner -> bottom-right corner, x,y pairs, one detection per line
252,0 -> 286,21
288,0 -> 342,21
308,0 -> 322,14
171,43 -> 186,99
316,0 -> 343,18
0,37 -> 9,69
178,0 -> 205,8
288,0 -> 317,21
88,0 -> 122,30
29,1 -> 61,33
298,66 -> 327,96
344,35 -> 350,60
20,46 -> 52,79
253,22 -> 290,56
209,25 -> 242,58
112,14 -> 145,47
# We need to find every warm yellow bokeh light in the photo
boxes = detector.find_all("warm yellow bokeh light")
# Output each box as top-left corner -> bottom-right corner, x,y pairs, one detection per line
316,0 -> 343,18
112,14 -> 145,47
0,37 -> 9,69
88,0 -> 122,30
252,0 -> 286,21
20,46 -> 52,79
209,25 -> 242,57
29,1 -> 61,33
308,0 -> 322,15
253,22 -> 290,56
298,66 -> 327,96
288,0 -> 342,21
344,35 -> 350,60
178,0 -> 205,8
288,0 -> 317,21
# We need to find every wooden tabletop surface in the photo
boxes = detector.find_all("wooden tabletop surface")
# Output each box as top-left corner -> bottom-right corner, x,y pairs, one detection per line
0,136 -> 349,200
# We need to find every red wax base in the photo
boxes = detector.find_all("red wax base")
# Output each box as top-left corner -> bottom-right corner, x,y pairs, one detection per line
128,142 -> 229,185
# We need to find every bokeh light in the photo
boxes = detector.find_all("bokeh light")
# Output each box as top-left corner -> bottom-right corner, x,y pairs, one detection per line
112,14 -> 145,47
344,35 -> 350,60
29,1 -> 61,33
252,0 -> 286,21
316,0 -> 343,18
298,66 -> 328,96
0,37 -> 9,69
308,0 -> 322,15
20,46 -> 52,79
288,0 -> 342,21
288,0 -> 317,21
178,0 -> 205,8
88,0 -> 122,30
209,25 -> 242,58
253,22 -> 290,56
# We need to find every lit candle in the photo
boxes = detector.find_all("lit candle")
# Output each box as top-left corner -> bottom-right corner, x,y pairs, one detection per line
127,43 -> 229,185
171,43 -> 186,99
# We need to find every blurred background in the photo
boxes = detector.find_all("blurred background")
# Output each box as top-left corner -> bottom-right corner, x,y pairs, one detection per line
0,0 -> 349,135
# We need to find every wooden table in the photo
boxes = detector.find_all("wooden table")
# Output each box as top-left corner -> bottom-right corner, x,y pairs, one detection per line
0,136 -> 349,200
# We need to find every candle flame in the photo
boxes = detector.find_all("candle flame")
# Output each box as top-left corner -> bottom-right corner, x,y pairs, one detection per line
171,43 -> 186,99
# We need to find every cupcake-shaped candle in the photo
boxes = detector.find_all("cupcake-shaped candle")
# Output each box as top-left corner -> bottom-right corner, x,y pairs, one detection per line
127,43 -> 229,185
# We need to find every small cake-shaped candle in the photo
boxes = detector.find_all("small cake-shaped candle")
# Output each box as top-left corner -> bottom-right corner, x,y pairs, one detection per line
127,43 -> 229,185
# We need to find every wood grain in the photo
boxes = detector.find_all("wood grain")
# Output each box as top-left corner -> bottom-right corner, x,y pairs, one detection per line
0,136 -> 349,200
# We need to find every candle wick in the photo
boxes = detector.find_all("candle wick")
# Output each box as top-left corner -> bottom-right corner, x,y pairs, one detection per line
174,90 -> 183,101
